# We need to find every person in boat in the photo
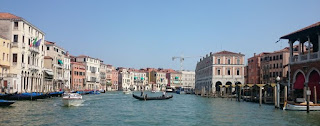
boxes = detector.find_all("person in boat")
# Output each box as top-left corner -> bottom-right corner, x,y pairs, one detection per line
162,91 -> 166,97
140,91 -> 144,96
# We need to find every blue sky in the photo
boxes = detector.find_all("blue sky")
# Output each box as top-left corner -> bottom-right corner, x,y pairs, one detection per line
1,0 -> 319,70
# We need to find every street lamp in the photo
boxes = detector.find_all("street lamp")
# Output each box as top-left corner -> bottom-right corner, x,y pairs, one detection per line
276,76 -> 280,108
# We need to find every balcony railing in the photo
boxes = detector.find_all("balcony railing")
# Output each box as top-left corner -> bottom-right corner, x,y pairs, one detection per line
21,63 -> 25,68
11,42 -> 18,48
29,47 -> 39,53
291,51 -> 320,64
310,52 -> 318,59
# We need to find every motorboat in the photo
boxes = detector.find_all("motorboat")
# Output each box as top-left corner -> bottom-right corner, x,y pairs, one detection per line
62,93 -> 84,107
132,94 -> 173,100
0,100 -> 15,106
283,101 -> 320,111
123,90 -> 132,94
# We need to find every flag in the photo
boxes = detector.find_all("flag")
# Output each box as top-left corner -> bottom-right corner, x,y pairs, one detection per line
35,39 -> 42,47
30,37 -> 37,47
33,37 -> 37,46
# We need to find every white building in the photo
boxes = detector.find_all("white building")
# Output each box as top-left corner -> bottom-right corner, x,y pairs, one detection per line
0,13 -> 45,93
130,69 -> 148,91
195,51 -> 245,95
118,68 -> 133,91
180,70 -> 195,89
75,55 -> 101,90
64,54 -> 71,89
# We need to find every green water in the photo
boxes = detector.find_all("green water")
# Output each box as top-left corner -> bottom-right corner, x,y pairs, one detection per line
1,92 -> 320,126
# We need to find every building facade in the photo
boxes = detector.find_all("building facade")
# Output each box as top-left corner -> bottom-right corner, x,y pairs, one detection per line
63,54 -> 71,89
0,13 -> 45,93
74,55 -> 101,90
181,70 -> 195,89
45,41 -> 66,91
70,62 -> 86,90
148,70 -> 168,91
247,53 -> 262,84
130,69 -> 148,91
195,51 -> 245,95
111,68 -> 118,91
280,22 -> 320,103
0,35 -> 11,93
118,68 -> 133,91
100,63 -> 107,91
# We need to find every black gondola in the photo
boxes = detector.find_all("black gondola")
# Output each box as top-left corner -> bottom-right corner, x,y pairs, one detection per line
0,100 -> 15,106
132,94 -> 173,100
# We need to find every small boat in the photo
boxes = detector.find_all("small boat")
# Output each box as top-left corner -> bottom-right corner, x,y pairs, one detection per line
123,90 -> 132,94
284,101 -> 320,111
132,94 -> 173,100
62,93 -> 84,107
165,87 -> 174,92
89,90 -> 101,94
0,100 -> 15,106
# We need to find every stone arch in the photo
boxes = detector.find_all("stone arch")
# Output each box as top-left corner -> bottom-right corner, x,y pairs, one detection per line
215,81 -> 222,92
306,67 -> 320,82
307,69 -> 320,102
293,69 -> 306,84
226,81 -> 232,94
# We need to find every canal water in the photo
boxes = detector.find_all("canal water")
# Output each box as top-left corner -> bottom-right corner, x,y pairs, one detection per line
1,92 -> 320,126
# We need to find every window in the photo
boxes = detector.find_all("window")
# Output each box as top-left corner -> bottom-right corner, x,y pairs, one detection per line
237,69 -> 240,75
7,43 -> 9,48
7,54 -> 8,61
2,53 -> 4,60
217,59 -> 221,64
22,36 -> 25,43
13,35 -> 18,42
47,47 -> 49,50
237,59 -> 240,64
28,38 -> 31,45
22,54 -> 24,63
280,55 -> 283,60
217,69 -> 221,75
14,22 -> 18,28
227,69 -> 231,75
12,54 -> 17,63
228,59 -> 231,64
280,72 -> 282,77
28,56 -> 30,64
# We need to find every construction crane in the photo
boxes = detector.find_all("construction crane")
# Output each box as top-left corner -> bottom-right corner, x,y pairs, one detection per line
172,55 -> 202,71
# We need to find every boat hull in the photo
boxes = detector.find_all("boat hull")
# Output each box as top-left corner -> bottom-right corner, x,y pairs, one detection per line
0,100 -> 15,106
62,99 -> 84,106
285,103 -> 320,111
132,94 -> 173,100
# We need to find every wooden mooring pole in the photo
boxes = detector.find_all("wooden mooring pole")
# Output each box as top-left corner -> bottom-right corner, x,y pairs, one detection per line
307,87 -> 311,113
314,86 -> 317,104
259,87 -> 262,106
274,86 -> 277,108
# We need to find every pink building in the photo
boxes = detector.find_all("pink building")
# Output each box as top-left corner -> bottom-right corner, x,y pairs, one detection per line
71,62 -> 86,90
111,69 -> 118,91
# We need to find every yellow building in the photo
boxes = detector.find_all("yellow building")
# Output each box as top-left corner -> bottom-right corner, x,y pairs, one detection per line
0,35 -> 11,93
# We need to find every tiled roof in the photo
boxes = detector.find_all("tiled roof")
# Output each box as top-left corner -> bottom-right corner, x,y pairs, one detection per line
0,34 -> 8,40
214,50 -> 243,55
281,22 -> 320,39
0,13 -> 22,19
45,40 -> 55,45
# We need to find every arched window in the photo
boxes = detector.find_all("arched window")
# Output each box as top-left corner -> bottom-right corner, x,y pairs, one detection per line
228,59 -> 231,64
237,69 -> 240,75
217,58 -> 221,64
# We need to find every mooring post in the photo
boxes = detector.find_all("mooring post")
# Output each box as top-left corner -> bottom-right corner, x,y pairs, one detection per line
307,87 -> 311,113
274,86 -> 277,108
314,86 -> 317,104
259,86 -> 262,106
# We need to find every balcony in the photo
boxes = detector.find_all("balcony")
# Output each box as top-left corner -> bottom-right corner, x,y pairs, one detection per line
29,65 -> 40,71
29,47 -> 39,53
0,73 -> 17,78
21,63 -> 25,68
11,42 -> 18,48
54,64 -> 63,69
291,51 -> 320,64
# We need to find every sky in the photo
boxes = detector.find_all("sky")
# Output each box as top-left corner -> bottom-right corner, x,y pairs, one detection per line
1,0 -> 319,71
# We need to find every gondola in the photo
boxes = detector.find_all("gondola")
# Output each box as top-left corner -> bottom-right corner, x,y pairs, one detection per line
1,93 -> 48,100
0,100 -> 15,106
49,91 -> 64,97
132,94 -> 173,100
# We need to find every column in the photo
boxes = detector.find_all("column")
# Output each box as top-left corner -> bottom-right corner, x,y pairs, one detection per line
289,40 -> 293,62
318,33 -> 320,57
308,36 -> 311,60
298,39 -> 302,61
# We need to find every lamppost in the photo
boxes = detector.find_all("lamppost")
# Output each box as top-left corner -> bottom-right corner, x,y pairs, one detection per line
276,76 -> 281,108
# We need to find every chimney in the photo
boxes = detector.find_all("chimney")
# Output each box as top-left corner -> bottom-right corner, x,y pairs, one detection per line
254,53 -> 256,56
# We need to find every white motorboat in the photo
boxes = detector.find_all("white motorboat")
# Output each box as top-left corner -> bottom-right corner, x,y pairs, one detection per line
284,101 -> 320,111
123,90 -> 132,94
62,93 -> 84,106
